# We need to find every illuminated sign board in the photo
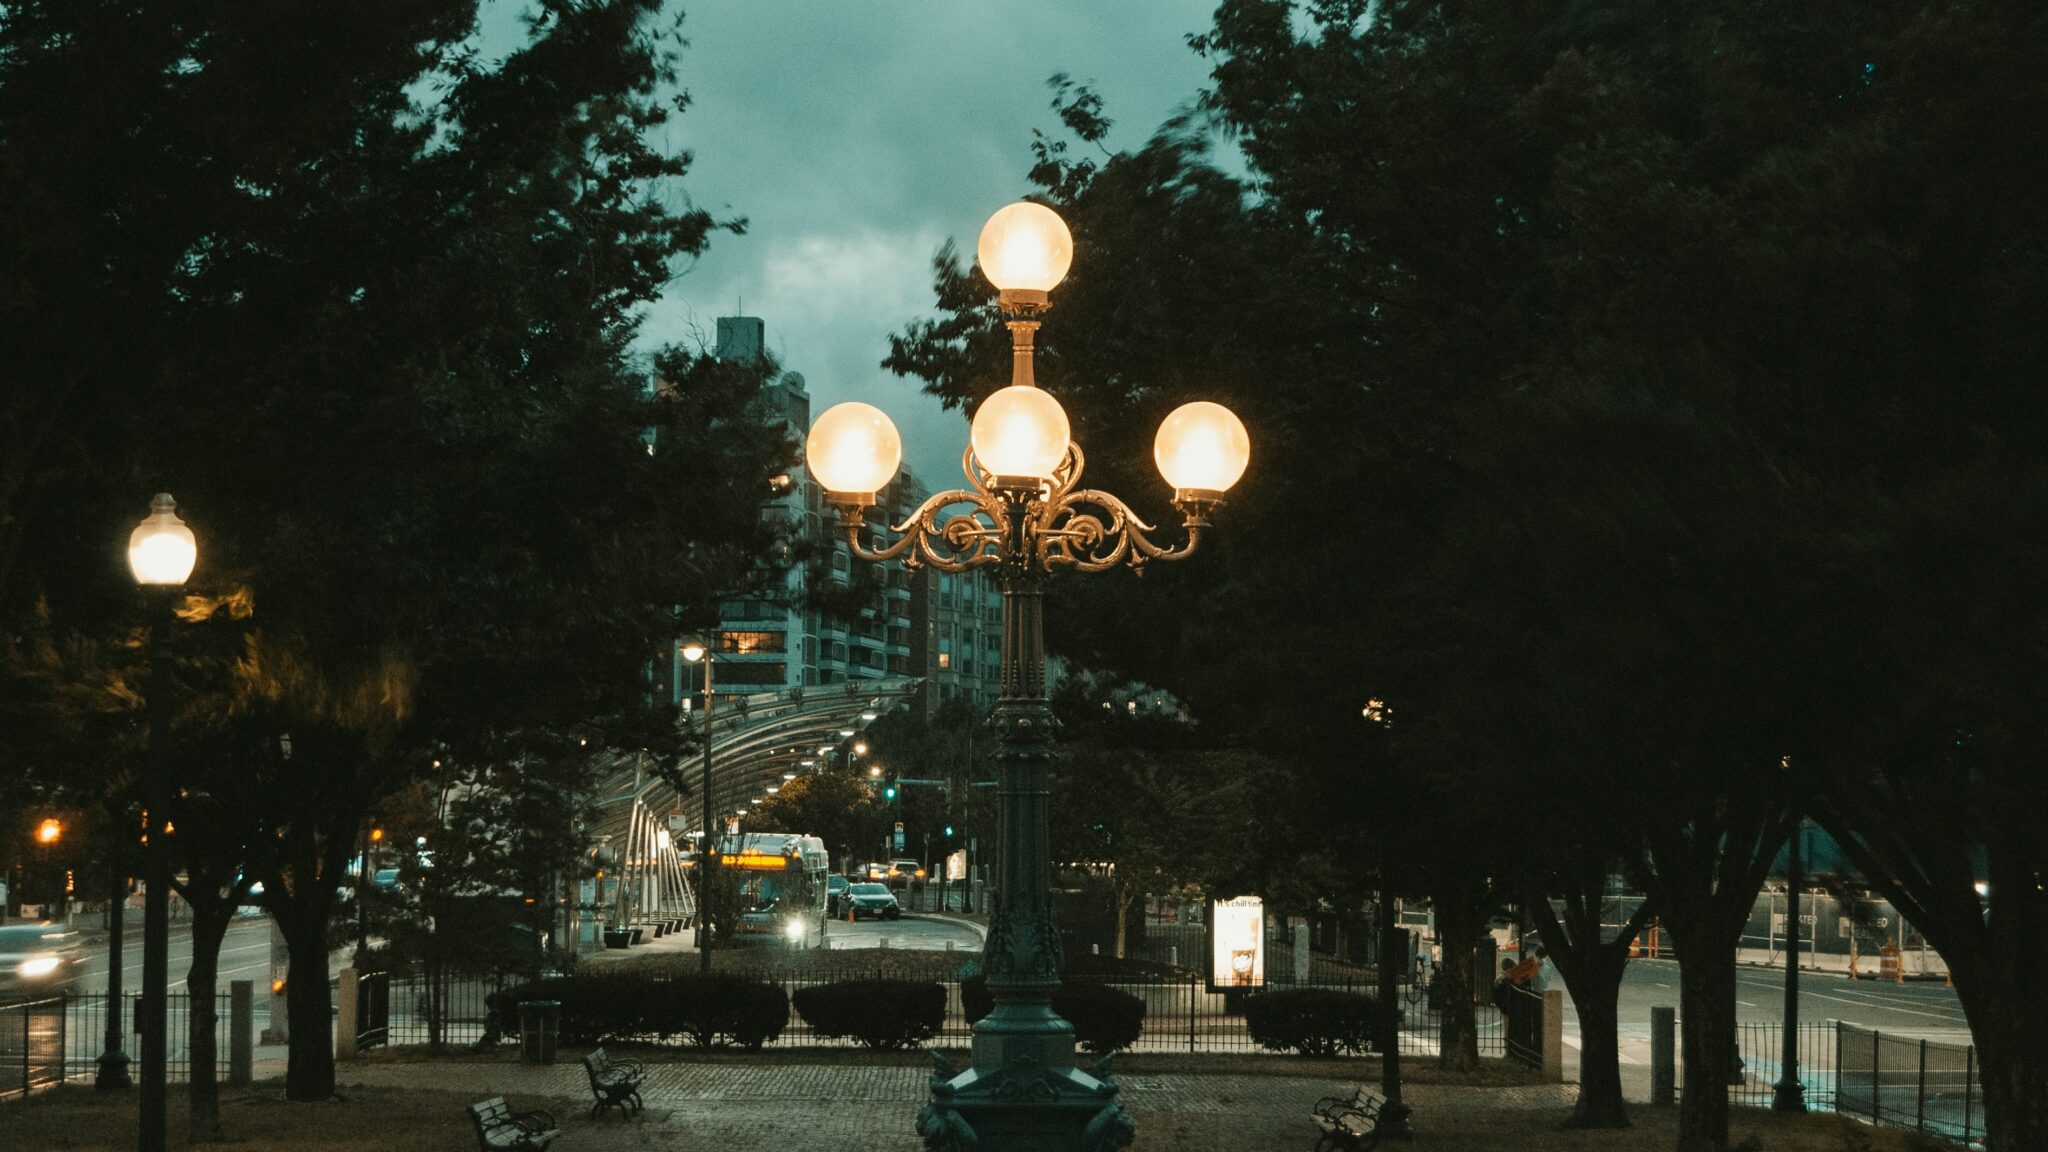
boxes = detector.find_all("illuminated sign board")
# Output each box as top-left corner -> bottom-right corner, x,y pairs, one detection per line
727,852 -> 797,870
1208,895 -> 1266,991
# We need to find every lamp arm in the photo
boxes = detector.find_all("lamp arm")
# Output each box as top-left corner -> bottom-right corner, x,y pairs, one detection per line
1039,488 -> 1205,572
840,488 -> 1007,572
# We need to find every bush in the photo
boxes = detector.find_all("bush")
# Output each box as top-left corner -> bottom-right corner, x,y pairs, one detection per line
501,972 -> 788,1050
791,978 -> 946,1050
1242,988 -> 1383,1057
960,976 -> 1147,1054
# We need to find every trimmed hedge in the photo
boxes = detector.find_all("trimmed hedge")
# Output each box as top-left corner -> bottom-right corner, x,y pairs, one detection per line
1242,988 -> 1384,1057
791,978 -> 946,1050
961,976 -> 1146,1054
498,972 -> 787,1050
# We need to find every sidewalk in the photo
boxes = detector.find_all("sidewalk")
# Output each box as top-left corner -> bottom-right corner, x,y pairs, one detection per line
336,1056 -> 1575,1151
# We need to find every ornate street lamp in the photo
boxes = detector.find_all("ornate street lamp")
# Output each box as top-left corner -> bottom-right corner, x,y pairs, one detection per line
806,201 -> 1248,1152
127,493 -> 197,1151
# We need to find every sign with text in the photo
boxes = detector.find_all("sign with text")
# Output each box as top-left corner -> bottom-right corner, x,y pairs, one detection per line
1208,895 -> 1266,991
893,822 -> 906,852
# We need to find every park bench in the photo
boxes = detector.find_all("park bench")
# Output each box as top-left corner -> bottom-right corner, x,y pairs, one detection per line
467,1097 -> 558,1152
1310,1086 -> 1382,1152
581,1046 -> 646,1118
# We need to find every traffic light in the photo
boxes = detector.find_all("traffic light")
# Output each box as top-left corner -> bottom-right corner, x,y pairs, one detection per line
944,824 -> 955,838
883,783 -> 899,802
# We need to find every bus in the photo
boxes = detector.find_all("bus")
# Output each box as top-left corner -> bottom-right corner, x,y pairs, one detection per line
720,833 -> 830,947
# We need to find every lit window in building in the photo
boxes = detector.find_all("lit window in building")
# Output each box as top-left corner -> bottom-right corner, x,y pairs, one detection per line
720,631 -> 786,654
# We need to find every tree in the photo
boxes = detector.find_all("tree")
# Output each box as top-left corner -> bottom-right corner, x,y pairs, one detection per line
750,771 -> 889,871
0,0 -> 789,1109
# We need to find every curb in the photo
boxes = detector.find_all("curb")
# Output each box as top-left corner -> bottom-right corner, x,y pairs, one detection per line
906,913 -> 987,943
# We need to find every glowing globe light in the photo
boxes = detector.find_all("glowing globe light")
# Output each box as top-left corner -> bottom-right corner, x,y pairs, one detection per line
971,386 -> 1070,482
1154,401 -> 1251,495
807,402 -> 903,500
977,202 -> 1073,295
128,493 -> 198,586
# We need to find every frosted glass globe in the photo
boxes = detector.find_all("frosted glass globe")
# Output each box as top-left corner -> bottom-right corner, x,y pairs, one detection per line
1154,401 -> 1250,494
977,202 -> 1073,293
127,493 -> 198,585
971,386 -> 1070,482
806,402 -> 902,498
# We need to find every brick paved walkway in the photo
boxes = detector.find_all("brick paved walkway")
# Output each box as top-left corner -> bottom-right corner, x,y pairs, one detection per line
337,1057 -> 1577,1151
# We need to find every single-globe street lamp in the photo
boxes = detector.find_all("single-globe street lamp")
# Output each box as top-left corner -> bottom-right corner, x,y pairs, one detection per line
806,201 -> 1248,1152
1773,816 -> 1809,1112
128,492 -> 197,1152
681,639 -> 717,973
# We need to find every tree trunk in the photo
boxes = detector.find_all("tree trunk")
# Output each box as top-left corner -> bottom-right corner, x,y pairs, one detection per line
183,899 -> 235,1141
279,911 -> 335,1100
1674,933 -> 1737,1152
1525,876 -> 1649,1129
1112,882 -> 1132,961
1950,960 -> 2048,1152
1430,881 -> 1484,1072
1564,970 -> 1628,1128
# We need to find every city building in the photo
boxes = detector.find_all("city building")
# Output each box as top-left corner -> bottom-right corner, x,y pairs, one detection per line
668,317 -> 1001,713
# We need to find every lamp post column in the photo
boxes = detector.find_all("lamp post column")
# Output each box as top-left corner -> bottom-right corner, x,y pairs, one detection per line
978,559 -> 1064,1057
139,592 -> 174,1152
94,854 -> 131,1089
697,654 -> 716,974
1773,821 -> 1807,1112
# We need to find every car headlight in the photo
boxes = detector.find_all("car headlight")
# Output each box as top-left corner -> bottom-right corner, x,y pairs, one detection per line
19,956 -> 60,977
784,919 -> 806,941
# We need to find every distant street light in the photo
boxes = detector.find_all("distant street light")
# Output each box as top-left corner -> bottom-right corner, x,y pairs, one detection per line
128,493 -> 197,1151
805,200 -> 1246,1151
681,638 -> 717,972
35,819 -> 60,844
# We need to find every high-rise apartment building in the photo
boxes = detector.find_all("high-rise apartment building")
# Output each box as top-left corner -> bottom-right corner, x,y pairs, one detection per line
668,318 -> 1001,713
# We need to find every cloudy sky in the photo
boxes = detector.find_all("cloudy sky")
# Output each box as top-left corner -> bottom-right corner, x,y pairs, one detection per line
616,2 -> 1224,484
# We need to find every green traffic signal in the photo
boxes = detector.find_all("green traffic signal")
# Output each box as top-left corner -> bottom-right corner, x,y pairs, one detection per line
944,824 -> 955,838
884,785 -> 899,801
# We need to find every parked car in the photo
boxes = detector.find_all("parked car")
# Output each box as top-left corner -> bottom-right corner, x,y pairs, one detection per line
843,882 -> 901,921
886,859 -> 926,891
826,874 -> 850,917
0,923 -> 89,999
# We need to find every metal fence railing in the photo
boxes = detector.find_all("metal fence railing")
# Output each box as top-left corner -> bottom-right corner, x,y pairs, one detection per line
384,964 -> 1498,1059
59,992 -> 236,1083
1502,983 -> 1542,1067
0,996 -> 68,1097
1835,1023 -> 1981,1144
356,971 -> 390,1053
1728,1020 -> 1838,1110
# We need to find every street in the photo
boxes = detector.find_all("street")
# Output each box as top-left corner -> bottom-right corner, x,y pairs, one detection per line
1564,956 -> 1971,1102
74,913 -> 283,995
822,913 -> 982,953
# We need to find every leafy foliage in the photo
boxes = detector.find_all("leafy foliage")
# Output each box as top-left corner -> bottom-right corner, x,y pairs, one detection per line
499,972 -> 789,1050
790,978 -> 946,1050
960,976 -> 1147,1054
1242,988 -> 1383,1058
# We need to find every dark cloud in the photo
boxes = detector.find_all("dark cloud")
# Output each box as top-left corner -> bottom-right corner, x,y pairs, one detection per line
635,1 -> 1218,484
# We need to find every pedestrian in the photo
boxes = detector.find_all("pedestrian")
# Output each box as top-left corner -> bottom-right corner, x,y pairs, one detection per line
1491,956 -> 1516,1012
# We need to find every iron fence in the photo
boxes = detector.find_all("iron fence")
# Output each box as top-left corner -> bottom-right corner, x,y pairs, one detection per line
1835,1023 -> 1981,1145
0,996 -> 67,1097
1726,1020 -> 1838,1110
60,991 -> 236,1082
356,970 -> 390,1052
1502,983 -> 1542,1067
377,963 -> 1499,1059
